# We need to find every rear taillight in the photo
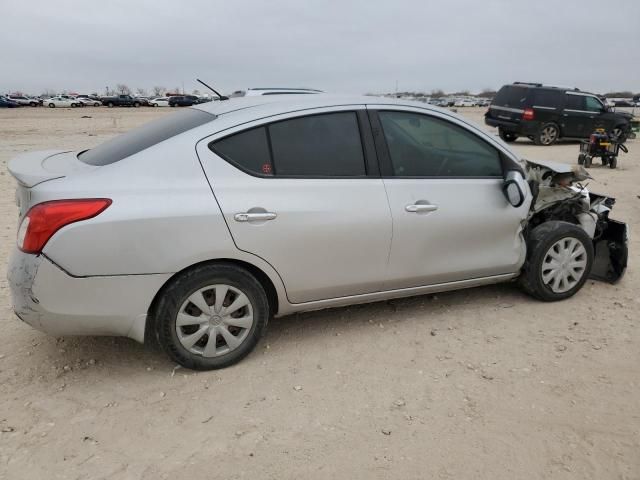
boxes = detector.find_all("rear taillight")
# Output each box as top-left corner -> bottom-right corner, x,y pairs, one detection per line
17,199 -> 112,254
522,108 -> 535,121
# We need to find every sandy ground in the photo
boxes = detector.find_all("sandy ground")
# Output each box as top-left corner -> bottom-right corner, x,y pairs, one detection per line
0,106 -> 638,480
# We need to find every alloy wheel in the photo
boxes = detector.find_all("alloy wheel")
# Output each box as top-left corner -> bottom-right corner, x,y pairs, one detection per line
541,238 -> 587,293
176,284 -> 254,357
540,126 -> 558,145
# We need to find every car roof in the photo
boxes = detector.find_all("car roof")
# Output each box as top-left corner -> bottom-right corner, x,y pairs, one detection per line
191,94 -> 452,117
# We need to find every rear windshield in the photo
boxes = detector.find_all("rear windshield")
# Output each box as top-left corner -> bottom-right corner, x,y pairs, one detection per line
492,86 -> 530,108
78,108 -> 215,166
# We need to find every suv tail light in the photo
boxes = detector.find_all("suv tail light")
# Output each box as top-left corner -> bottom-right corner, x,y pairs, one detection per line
522,108 -> 535,121
17,199 -> 112,254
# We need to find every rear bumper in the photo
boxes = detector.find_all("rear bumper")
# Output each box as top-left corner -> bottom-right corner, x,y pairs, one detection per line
7,249 -> 171,343
485,116 -> 539,136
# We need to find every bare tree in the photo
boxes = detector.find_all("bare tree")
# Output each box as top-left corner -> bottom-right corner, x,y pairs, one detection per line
430,89 -> 445,98
135,87 -> 147,96
116,84 -> 131,95
152,86 -> 165,96
478,88 -> 497,98
41,89 -> 56,98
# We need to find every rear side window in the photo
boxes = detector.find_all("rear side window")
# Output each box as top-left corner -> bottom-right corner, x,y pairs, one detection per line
565,94 -> 584,110
492,86 -> 529,108
78,109 -> 215,166
533,89 -> 563,108
210,112 -> 366,177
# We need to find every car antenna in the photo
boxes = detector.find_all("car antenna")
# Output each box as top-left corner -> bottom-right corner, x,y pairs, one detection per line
196,78 -> 229,100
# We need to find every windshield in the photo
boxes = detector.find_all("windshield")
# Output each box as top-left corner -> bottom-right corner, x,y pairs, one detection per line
78,109 -> 215,166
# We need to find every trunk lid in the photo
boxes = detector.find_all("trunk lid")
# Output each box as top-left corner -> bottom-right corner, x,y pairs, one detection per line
8,150 -> 97,217
7,150 -> 96,188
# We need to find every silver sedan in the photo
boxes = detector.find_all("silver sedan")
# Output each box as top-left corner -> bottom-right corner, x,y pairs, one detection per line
7,95 -> 628,370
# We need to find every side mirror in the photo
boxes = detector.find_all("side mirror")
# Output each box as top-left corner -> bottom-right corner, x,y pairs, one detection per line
503,170 -> 527,207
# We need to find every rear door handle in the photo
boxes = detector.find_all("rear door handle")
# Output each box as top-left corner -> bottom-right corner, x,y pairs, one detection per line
405,204 -> 438,213
234,212 -> 277,222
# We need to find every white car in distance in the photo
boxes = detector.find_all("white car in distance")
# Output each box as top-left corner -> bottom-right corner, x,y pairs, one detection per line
150,97 -> 171,107
45,96 -> 81,108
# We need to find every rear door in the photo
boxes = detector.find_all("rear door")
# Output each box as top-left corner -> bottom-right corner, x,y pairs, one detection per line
197,107 -> 392,304
370,107 -> 529,290
563,93 -> 591,137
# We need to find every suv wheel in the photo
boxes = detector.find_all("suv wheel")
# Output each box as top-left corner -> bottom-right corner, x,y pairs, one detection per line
154,264 -> 269,370
499,128 -> 518,143
520,221 -> 593,301
534,123 -> 560,146
611,126 -> 626,142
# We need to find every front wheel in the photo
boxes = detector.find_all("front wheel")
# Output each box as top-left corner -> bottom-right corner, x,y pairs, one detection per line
534,123 -> 560,145
520,221 -> 593,301
154,264 -> 269,370
499,128 -> 518,143
133,102 -> 140,107
48,103 -> 55,108
107,102 -> 114,107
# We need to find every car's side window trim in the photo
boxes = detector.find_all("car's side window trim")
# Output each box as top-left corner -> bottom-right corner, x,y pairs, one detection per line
368,108 -> 518,179
209,109 -> 378,179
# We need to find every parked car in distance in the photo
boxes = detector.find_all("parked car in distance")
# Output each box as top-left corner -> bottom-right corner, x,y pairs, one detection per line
44,96 -> 81,108
485,82 -> 633,145
7,95 -> 628,371
244,88 -> 324,96
101,94 -> 144,107
0,96 -> 20,108
75,96 -> 102,107
454,98 -> 477,107
7,95 -> 40,107
150,97 -> 171,107
169,95 -> 200,107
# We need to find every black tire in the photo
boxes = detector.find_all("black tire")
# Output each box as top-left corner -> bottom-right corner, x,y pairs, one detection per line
133,102 -> 140,107
578,154 -> 585,165
71,103 -> 77,108
610,126 -> 627,143
107,102 -> 114,107
519,221 -> 594,302
499,128 -> 518,143
48,103 -> 55,108
534,123 -> 560,146
609,157 -> 617,169
152,103 -> 158,107
154,263 -> 270,370
584,156 -> 592,168
29,102 -> 37,107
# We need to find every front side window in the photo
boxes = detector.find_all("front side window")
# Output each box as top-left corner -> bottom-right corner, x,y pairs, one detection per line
585,96 -> 604,112
210,111 -> 366,177
378,111 -> 503,177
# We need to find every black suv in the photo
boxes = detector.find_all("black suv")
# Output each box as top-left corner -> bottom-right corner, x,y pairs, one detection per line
168,95 -> 199,107
485,83 -> 632,145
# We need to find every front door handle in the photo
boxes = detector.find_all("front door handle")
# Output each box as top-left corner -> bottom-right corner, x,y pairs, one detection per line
234,212 -> 277,222
405,204 -> 438,213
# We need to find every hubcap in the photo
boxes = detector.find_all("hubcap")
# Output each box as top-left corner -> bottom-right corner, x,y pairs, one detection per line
176,284 -> 254,357
540,126 -> 558,145
541,238 -> 587,293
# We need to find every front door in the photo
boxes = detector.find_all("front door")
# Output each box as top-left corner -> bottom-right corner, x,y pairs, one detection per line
197,108 -> 392,303
370,108 -> 529,290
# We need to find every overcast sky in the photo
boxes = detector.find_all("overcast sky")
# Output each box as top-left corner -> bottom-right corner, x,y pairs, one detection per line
2,0 -> 639,96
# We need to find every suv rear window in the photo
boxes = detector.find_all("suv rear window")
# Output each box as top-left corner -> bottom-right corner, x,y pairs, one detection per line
492,86 -> 530,108
78,109 -> 215,166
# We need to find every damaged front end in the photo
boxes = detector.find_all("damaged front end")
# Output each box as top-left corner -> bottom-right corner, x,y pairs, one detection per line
525,159 -> 628,283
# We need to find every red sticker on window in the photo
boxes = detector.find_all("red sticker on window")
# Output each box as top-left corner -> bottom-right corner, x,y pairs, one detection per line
262,163 -> 272,174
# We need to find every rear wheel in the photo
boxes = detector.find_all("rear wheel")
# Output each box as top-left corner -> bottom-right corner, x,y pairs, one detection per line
584,156 -> 592,168
133,102 -> 140,107
609,157 -> 617,169
48,103 -> 55,108
534,123 -> 559,145
107,102 -> 114,107
71,103 -> 77,108
499,128 -> 518,143
154,264 -> 269,370
578,154 -> 585,165
520,221 -> 593,301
